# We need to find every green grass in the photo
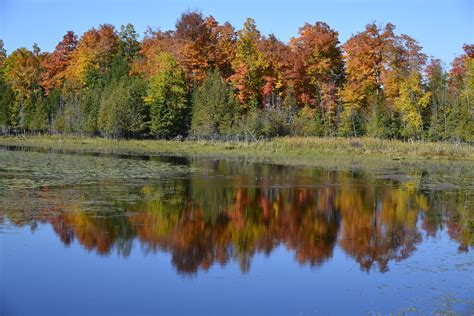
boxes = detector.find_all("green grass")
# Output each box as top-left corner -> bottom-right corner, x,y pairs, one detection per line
1,135 -> 473,166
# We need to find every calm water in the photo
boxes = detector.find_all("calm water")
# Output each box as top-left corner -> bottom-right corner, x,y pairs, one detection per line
0,146 -> 473,315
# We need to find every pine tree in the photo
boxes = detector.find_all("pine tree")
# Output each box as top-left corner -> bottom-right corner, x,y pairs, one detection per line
191,69 -> 236,138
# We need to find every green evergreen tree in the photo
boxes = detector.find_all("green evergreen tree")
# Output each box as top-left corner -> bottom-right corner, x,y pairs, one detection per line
25,93 -> 49,131
118,23 -> 140,63
451,59 -> 474,142
426,61 -> 449,141
366,98 -> 401,139
0,81 -> 14,130
98,77 -> 147,138
191,69 -> 236,138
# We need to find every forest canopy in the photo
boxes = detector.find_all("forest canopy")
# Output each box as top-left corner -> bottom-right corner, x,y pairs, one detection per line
0,11 -> 472,141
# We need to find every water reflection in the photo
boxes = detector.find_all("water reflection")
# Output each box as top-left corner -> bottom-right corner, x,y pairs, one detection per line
1,157 -> 473,276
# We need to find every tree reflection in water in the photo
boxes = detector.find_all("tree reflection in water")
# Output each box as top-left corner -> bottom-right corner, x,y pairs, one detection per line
2,159 -> 472,275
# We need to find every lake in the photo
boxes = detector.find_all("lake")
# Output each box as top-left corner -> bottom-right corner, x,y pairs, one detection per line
0,146 -> 473,315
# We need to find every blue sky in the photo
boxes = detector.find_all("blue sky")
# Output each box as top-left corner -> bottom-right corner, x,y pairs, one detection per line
0,0 -> 473,65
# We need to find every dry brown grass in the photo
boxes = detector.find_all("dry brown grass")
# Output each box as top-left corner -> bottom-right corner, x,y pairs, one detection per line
1,135 -> 473,164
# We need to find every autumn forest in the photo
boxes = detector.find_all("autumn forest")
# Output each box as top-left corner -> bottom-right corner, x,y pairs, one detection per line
0,11 -> 473,141
2,4 -> 474,314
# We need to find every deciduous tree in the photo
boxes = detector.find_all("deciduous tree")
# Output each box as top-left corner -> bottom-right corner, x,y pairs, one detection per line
230,18 -> 268,110
145,52 -> 189,138
41,31 -> 78,93
4,45 -> 45,129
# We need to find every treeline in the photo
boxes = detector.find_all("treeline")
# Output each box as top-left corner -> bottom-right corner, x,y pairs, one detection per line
0,11 -> 472,141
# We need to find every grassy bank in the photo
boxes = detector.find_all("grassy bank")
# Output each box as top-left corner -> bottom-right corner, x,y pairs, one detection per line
1,135 -> 473,164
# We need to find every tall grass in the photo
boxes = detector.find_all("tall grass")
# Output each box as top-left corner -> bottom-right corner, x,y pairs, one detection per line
1,135 -> 473,162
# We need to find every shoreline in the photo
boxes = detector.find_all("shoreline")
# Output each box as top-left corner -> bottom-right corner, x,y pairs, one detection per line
1,135 -> 473,169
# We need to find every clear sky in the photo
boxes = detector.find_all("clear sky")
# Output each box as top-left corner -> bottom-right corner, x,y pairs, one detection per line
1,0 -> 473,65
